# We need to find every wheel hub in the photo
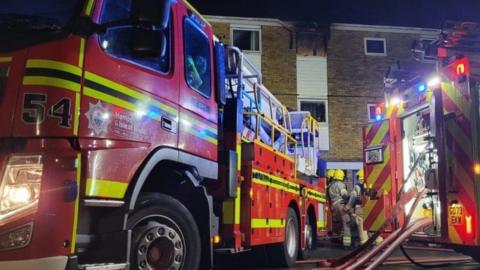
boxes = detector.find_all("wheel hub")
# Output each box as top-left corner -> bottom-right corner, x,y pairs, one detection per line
136,222 -> 184,270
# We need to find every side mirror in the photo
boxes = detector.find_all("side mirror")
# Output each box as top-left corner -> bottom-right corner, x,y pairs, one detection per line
214,42 -> 227,106
131,29 -> 166,58
131,0 -> 171,29
225,46 -> 241,75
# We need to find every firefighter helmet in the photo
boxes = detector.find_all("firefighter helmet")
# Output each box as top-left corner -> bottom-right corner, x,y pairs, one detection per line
327,169 -> 336,179
356,169 -> 364,183
334,169 -> 345,181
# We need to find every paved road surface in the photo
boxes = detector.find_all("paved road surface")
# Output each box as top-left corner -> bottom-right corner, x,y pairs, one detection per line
214,242 -> 480,270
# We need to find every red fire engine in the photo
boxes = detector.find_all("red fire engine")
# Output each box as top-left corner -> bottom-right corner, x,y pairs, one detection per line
363,21 -> 480,259
0,0 -> 328,269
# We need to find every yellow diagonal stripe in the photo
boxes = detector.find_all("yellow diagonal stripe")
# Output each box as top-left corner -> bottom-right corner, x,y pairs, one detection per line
442,82 -> 470,119
366,146 -> 390,187
26,59 -> 82,76
23,76 -> 81,92
369,121 -> 388,146
251,218 -> 285,229
85,0 -> 95,16
85,72 -> 177,116
85,178 -> 128,199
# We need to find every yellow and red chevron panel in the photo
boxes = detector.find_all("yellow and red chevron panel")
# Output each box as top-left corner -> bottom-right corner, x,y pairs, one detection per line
441,80 -> 477,245
363,119 -> 392,231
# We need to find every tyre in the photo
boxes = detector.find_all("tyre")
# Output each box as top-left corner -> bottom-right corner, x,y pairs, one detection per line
300,214 -> 315,260
267,208 -> 299,268
128,193 -> 201,270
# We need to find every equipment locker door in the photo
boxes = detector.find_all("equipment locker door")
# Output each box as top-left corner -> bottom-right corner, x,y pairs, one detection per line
363,120 -> 392,232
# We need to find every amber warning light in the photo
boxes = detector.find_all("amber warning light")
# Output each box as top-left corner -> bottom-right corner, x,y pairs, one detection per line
474,163 -> 480,176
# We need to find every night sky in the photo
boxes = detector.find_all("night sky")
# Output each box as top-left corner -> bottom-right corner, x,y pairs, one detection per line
189,0 -> 479,28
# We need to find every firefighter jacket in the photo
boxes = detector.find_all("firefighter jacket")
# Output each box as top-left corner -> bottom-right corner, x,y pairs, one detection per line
328,180 -> 348,206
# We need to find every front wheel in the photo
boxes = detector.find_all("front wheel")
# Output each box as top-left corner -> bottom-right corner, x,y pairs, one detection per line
267,208 -> 299,268
128,193 -> 201,270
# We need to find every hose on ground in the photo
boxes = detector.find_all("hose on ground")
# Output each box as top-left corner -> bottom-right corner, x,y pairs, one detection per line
399,243 -> 464,268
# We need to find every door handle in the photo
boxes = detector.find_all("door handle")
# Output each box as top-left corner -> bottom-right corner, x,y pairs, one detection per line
161,117 -> 176,133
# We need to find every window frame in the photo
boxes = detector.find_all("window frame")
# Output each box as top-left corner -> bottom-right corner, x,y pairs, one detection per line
367,103 -> 377,122
364,37 -> 387,56
419,37 -> 437,62
183,17 -> 212,98
230,26 -> 261,53
97,2 -> 172,75
298,99 -> 328,124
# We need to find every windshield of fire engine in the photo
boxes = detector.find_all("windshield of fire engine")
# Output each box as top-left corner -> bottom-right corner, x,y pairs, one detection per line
0,0 -> 81,31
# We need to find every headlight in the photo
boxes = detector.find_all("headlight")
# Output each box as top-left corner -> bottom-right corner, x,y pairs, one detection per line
0,156 -> 43,222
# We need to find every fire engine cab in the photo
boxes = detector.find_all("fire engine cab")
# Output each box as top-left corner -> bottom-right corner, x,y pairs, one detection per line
0,0 -> 328,269
363,21 -> 480,259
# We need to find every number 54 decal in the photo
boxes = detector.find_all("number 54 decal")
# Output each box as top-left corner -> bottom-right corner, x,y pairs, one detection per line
22,93 -> 72,128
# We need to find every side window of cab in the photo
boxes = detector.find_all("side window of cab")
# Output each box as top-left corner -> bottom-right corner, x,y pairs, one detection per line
99,0 -> 171,73
183,18 -> 211,97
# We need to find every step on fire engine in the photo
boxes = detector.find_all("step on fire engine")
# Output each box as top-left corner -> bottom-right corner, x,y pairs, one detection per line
363,21 -> 480,260
0,0 -> 328,269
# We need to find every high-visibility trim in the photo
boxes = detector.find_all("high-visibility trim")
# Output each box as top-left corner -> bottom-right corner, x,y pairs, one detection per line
222,200 -> 235,225
85,178 -> 128,199
251,218 -> 285,229
317,220 -> 326,229
179,116 -> 218,145
84,0 -> 95,16
0,57 -> 12,63
252,169 -> 300,195
306,189 -> 327,203
79,38 -> 86,68
442,82 -> 470,119
181,122 -> 218,145
71,154 -> 81,253
85,72 -> 177,116
369,121 -> 388,146
84,87 -> 154,118
221,188 -> 241,225
73,93 -> 81,136
234,187 -> 241,225
236,142 -> 241,170
26,59 -> 82,76
23,76 -> 81,92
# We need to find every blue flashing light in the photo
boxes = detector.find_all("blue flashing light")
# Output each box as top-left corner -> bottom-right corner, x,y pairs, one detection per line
375,114 -> 382,121
417,83 -> 426,93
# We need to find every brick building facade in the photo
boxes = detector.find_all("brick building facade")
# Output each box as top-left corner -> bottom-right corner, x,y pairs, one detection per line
326,24 -> 438,171
207,16 -> 299,109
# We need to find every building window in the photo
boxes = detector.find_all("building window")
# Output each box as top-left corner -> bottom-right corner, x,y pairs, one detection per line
420,38 -> 437,61
232,28 -> 260,52
300,100 -> 327,123
367,103 -> 377,122
364,37 -> 386,56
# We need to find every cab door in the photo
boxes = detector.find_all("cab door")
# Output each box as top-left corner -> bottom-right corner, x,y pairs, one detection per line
176,6 -> 218,162
81,0 -> 179,148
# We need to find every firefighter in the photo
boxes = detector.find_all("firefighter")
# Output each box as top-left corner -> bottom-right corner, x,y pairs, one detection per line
346,169 -> 369,245
328,169 -> 351,247
326,169 -> 336,185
